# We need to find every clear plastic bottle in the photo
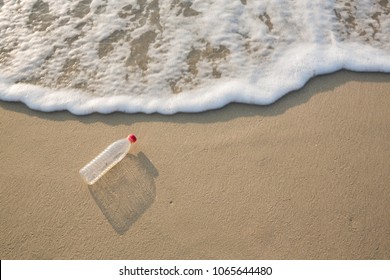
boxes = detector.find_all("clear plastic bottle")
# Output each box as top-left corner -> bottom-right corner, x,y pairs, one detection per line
79,134 -> 137,185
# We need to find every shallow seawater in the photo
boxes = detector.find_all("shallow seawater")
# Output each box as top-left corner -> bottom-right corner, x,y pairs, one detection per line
0,0 -> 389,114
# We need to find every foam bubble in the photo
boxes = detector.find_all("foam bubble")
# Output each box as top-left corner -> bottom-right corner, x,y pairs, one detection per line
1,0 -> 390,114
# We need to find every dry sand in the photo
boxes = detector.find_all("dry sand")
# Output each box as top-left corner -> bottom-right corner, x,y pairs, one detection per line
1,70 -> 390,259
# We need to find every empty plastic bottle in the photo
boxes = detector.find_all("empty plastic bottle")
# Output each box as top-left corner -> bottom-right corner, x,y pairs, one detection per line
79,134 -> 137,185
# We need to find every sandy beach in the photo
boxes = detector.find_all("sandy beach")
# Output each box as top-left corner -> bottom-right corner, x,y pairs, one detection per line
1,70 -> 390,259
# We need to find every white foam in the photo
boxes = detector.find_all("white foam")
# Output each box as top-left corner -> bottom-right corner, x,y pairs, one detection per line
1,0 -> 390,114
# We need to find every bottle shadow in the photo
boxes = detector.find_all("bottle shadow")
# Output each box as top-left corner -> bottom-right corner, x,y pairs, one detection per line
88,152 -> 158,235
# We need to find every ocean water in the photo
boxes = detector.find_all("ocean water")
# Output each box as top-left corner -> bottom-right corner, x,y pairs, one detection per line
0,0 -> 389,114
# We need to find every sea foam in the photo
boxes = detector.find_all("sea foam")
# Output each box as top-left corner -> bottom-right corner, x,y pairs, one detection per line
0,0 -> 390,114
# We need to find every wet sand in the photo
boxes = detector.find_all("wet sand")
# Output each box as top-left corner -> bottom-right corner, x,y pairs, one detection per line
1,71 -> 390,259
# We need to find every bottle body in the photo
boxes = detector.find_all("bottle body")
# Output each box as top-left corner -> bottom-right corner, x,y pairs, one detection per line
80,138 -> 131,185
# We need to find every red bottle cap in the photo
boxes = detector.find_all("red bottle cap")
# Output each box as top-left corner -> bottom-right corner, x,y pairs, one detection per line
127,134 -> 137,143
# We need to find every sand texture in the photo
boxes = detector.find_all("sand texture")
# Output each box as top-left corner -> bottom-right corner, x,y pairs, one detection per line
1,71 -> 390,259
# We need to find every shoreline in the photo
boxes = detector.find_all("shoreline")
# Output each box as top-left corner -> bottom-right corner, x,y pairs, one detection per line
1,70 -> 390,259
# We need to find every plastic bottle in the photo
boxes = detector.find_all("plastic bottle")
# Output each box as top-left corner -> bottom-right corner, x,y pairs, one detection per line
79,134 -> 137,185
